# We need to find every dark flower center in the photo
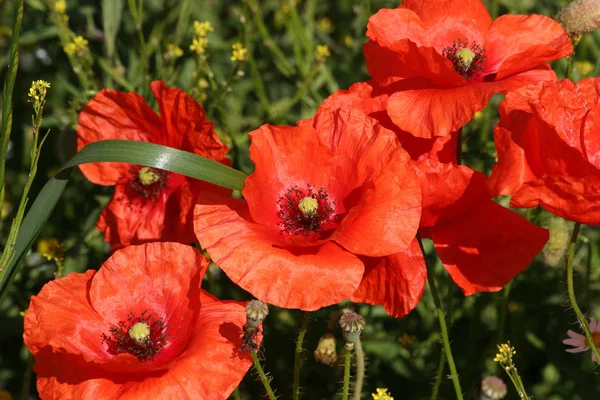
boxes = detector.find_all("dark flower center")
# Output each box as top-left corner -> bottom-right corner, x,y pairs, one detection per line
102,310 -> 169,362
442,39 -> 486,80
277,184 -> 337,241
128,166 -> 169,200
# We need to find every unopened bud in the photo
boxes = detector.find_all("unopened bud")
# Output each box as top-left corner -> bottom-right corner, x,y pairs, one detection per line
246,300 -> 269,329
542,217 -> 572,266
339,311 -> 365,349
556,0 -> 600,36
314,334 -> 337,366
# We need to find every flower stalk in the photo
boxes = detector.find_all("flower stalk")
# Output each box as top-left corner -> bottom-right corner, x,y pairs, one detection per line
251,350 -> 277,400
293,311 -> 311,400
418,237 -> 463,400
566,222 -> 600,363
342,347 -> 352,400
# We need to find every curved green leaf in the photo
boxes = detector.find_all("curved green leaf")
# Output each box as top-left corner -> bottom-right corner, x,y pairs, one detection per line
0,140 -> 248,297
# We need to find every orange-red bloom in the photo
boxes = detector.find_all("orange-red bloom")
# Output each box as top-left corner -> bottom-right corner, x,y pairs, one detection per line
319,81 -> 549,317
77,81 -> 229,250
24,243 -> 256,399
489,78 -> 600,225
365,0 -> 572,138
194,107 -> 422,311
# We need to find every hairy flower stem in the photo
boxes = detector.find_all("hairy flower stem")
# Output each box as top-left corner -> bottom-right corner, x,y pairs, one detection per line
566,222 -> 600,363
497,280 -> 513,347
293,312 -> 311,400
0,0 -> 24,214
342,348 -> 352,400
430,285 -> 453,400
419,238 -> 464,400
251,350 -> 277,400
352,338 -> 365,400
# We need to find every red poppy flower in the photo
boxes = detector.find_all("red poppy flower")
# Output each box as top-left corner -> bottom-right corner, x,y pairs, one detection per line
77,81 -> 229,251
319,81 -> 548,317
194,107 -> 422,311
365,0 -> 572,138
488,78 -> 600,225
23,242 -> 257,399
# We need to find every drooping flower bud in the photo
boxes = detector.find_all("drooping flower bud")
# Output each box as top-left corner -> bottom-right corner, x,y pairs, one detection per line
556,0 -> 600,36
246,299 -> 269,329
339,311 -> 365,350
541,217 -> 572,266
314,334 -> 337,366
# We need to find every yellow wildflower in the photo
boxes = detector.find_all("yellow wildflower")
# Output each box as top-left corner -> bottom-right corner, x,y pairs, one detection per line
190,37 -> 208,54
317,17 -> 334,33
494,342 -> 516,365
37,238 -> 65,263
53,0 -> 66,14
231,42 -> 248,62
64,35 -> 89,56
372,388 -> 394,400
193,21 -> 213,37
165,43 -> 183,60
397,333 -> 415,347
0,390 -> 13,400
28,80 -> 51,103
344,35 -> 354,47
576,60 -> 594,76
315,44 -> 330,61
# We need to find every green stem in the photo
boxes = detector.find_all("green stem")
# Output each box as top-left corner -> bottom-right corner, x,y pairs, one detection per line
566,222 -> 600,364
342,348 -> 352,400
352,339 -> 365,400
0,0 -> 24,212
293,312 -> 311,400
497,279 -> 513,346
419,238 -> 464,400
430,285 -> 453,400
20,350 -> 33,400
251,350 -> 277,400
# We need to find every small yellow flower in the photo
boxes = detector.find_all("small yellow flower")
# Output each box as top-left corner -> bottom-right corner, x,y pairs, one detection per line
397,333 -> 416,347
193,21 -> 213,37
53,0 -> 66,14
28,80 -> 51,103
231,42 -> 248,62
494,342 -> 516,365
344,35 -> 354,47
372,388 -> 394,400
317,17 -> 334,33
165,43 -> 183,60
64,35 -> 89,56
37,238 -> 65,264
190,37 -> 208,54
0,389 -> 13,400
315,44 -> 330,61
575,60 -> 595,77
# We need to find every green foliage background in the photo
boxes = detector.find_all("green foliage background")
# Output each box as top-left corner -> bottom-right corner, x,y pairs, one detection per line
1,0 -> 600,399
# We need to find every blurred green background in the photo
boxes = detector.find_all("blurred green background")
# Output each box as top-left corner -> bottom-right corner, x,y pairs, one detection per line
1,0 -> 600,399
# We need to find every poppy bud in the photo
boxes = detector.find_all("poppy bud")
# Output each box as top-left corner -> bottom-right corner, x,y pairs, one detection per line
556,0 -> 600,36
246,299 -> 269,329
314,334 -> 337,366
541,217 -> 571,266
339,311 -> 365,350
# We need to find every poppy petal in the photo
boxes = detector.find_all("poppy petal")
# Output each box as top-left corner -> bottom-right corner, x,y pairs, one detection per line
431,201 -> 549,295
350,238 -> 427,317
194,194 -> 364,310
150,81 -> 229,161
400,0 -> 492,41
484,14 -> 572,79
76,89 -> 163,185
387,68 -> 557,138
415,160 -> 491,227
23,270 -> 107,361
